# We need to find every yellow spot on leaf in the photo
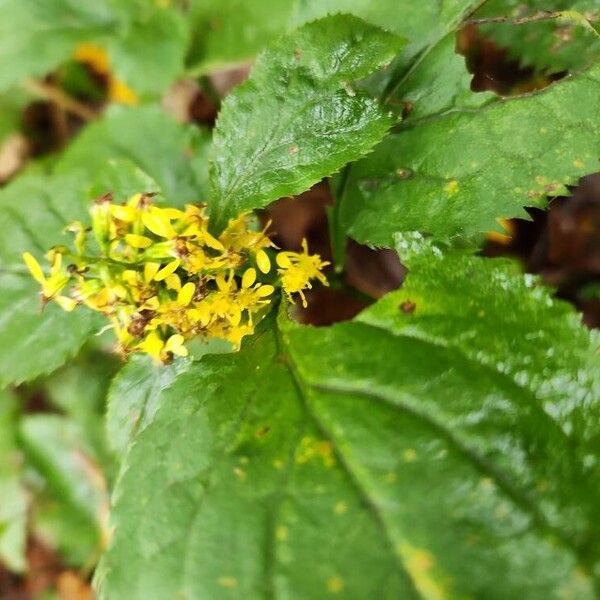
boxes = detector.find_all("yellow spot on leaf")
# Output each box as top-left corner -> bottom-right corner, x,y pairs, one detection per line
494,502 -> 510,520
402,448 -> 417,462
276,526 -> 288,541
443,180 -> 459,196
385,471 -> 397,483
295,437 -> 335,468
233,467 -> 246,480
573,159 -> 584,169
397,543 -> 447,600
326,576 -> 345,594
217,576 -> 238,588
334,501 -> 348,515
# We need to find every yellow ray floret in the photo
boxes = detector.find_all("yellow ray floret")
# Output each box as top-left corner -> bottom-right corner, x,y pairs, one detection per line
23,195 -> 328,363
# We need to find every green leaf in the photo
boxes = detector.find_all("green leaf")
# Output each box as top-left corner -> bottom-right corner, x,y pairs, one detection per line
337,57 -> 600,246
186,0 -> 294,73
19,414 -> 109,542
188,0 -> 480,74
209,15 -> 403,230
476,0 -> 600,75
0,390 -> 27,572
105,2 -> 189,96
56,106 -> 211,205
45,348 -> 120,477
295,0 -> 480,54
106,354 -> 191,457
0,0 -> 187,95
31,491 -> 100,567
0,174 -> 101,386
97,246 -> 600,598
0,0 -> 114,92
0,88 -> 31,142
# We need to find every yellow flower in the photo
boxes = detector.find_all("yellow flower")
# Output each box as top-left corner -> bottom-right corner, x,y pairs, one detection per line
25,194 -> 328,363
219,213 -> 275,273
277,239 -> 329,307
23,251 -> 71,306
136,331 -> 188,363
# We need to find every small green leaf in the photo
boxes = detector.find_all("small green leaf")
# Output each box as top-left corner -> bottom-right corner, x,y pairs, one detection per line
186,0 -> 294,73
56,106 -> 211,205
19,414 -> 109,539
338,57 -> 600,245
105,2 -> 189,96
97,245 -> 600,598
45,348 -> 120,476
209,15 -> 403,229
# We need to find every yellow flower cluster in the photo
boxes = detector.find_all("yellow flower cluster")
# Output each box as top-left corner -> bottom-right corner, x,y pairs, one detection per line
23,193 -> 329,363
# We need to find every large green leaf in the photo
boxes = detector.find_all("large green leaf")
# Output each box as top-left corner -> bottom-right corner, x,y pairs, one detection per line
0,0 -> 187,95
56,106 -> 211,205
97,242 -> 600,598
0,174 -> 101,386
337,56 -> 600,246
209,15 -> 403,230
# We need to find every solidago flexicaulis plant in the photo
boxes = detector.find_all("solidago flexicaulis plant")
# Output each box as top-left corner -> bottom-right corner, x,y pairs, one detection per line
23,192 -> 328,363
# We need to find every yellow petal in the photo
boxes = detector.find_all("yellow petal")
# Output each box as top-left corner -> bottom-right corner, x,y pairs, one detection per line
242,268 -> 256,289
111,284 -> 128,299
256,249 -> 271,274
50,252 -> 63,273
256,285 -> 275,297
203,233 -> 225,251
165,273 -> 181,291
165,334 -> 188,357
160,208 -> 186,220
154,260 -> 180,281
121,270 -> 139,286
111,205 -> 137,222
125,234 -> 153,249
109,78 -> 139,106
144,262 -> 160,282
73,43 -> 110,73
177,282 -> 195,306
138,331 -> 164,362
127,193 -> 142,207
23,252 -> 46,284
216,274 -> 229,292
142,210 -> 177,238
276,253 -> 292,268
141,296 -> 160,311
55,296 -> 77,311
